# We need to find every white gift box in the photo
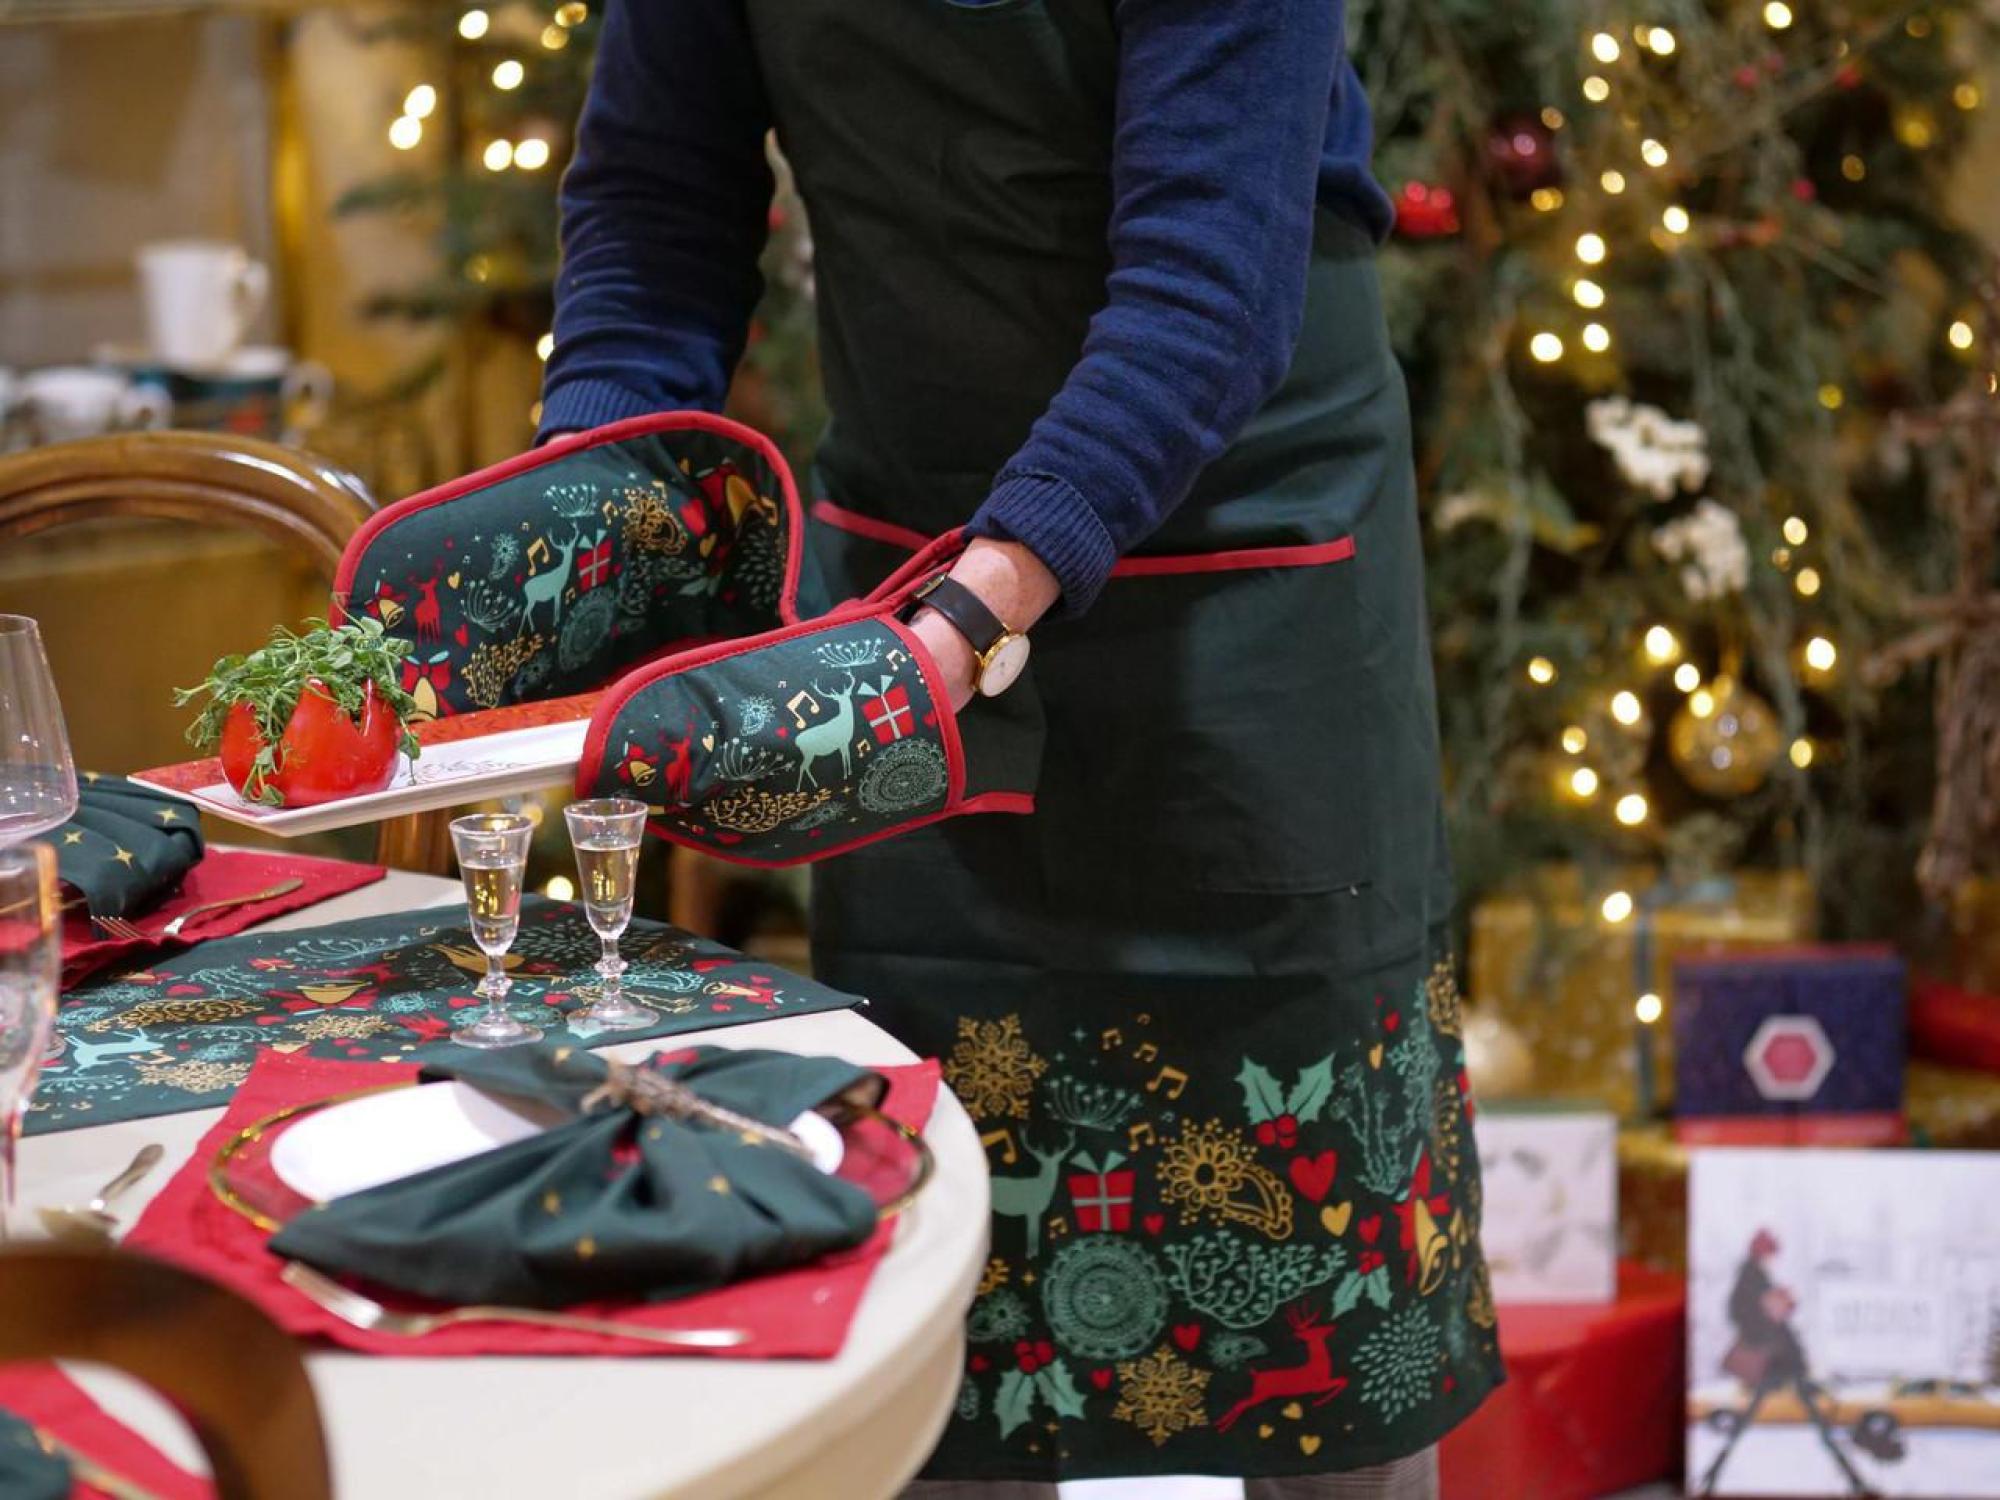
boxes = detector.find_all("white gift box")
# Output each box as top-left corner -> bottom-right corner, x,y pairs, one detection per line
1687,1148 -> 2000,1499
1471,1106 -> 1618,1305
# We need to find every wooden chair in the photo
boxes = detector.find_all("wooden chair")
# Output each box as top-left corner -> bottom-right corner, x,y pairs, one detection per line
0,1244 -> 331,1500
0,431 -> 452,873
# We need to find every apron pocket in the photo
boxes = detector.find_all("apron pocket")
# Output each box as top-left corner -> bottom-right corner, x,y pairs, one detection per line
577,545 -> 1041,865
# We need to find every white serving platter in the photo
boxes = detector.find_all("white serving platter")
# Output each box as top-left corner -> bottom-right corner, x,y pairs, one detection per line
129,702 -> 594,838
272,1079 -> 845,1203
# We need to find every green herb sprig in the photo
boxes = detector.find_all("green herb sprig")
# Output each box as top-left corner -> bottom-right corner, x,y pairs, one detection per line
176,617 -> 422,806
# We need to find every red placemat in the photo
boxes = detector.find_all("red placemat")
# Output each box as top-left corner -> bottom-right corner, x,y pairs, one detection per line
125,1048 -> 941,1359
63,850 -> 386,990
0,1364 -> 211,1500
1439,1262 -> 1686,1500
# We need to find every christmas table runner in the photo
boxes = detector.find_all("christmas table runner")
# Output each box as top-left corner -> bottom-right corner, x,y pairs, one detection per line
30,896 -> 862,1135
126,1049 -> 940,1359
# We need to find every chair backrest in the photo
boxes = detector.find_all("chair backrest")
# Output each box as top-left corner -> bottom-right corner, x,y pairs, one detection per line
0,431 -> 456,872
0,430 -> 372,580
0,1244 -> 331,1500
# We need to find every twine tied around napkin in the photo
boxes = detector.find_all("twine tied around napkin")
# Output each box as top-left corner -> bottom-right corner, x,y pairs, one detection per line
269,1044 -> 888,1309
580,1053 -> 880,1163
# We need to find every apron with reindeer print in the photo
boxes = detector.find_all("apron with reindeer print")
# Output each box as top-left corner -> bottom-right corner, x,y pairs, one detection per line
745,0 -> 1505,1480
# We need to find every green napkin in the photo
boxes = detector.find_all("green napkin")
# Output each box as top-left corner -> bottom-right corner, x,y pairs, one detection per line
269,1045 -> 884,1308
38,774 -> 204,919
0,1409 -> 67,1500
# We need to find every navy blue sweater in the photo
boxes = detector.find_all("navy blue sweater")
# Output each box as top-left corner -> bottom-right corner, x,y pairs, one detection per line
542,0 -> 1391,612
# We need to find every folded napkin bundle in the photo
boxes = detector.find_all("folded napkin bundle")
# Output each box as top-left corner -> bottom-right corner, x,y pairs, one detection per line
270,1045 -> 886,1309
39,774 -> 204,919
0,1409 -> 65,1500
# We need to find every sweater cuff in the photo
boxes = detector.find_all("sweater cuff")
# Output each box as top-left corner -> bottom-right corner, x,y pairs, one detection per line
967,470 -> 1120,617
536,378 -> 671,445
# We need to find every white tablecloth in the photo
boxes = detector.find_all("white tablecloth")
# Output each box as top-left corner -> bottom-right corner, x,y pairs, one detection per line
16,870 -> 991,1499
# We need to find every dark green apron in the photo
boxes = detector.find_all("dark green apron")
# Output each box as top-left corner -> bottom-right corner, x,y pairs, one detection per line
742,0 -> 1502,1479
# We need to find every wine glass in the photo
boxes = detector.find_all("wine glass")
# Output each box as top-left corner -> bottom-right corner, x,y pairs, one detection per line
563,798 -> 655,1032
449,812 -> 539,1049
0,616 -> 78,846
0,844 -> 60,1237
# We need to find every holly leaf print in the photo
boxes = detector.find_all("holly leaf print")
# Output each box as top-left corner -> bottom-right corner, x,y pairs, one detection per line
1331,1269 -> 1369,1320
1286,1055 -> 1335,1123
1236,1057 -> 1286,1124
1035,1359 -> 1088,1421
1363,1265 -> 1393,1310
995,1368 -> 1038,1439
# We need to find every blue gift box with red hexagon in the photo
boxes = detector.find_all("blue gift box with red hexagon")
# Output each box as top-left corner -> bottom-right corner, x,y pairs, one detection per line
1671,946 -> 1907,1146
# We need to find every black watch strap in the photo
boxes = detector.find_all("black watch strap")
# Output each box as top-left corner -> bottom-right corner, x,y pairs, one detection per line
911,573 -> 1008,655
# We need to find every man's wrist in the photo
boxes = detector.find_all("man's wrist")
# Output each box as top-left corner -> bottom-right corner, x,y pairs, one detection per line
946,537 -> 1062,634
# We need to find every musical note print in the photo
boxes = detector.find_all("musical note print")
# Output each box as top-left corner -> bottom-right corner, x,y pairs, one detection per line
1146,1065 -> 1189,1100
787,689 -> 820,728
980,1127 -> 1020,1166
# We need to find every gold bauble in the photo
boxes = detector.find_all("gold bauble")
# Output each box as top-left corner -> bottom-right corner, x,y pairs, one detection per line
1462,1008 -> 1537,1099
1669,674 -> 1782,798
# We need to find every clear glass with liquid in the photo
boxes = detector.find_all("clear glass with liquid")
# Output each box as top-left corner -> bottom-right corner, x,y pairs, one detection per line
563,800 -> 654,1031
0,845 -> 59,1236
448,813 -> 538,1049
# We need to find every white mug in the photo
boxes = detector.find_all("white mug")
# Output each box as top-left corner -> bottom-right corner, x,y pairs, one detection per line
136,240 -> 270,369
21,367 -> 171,444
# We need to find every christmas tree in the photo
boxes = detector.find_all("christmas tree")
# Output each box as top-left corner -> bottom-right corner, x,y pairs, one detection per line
1354,0 -> 1997,941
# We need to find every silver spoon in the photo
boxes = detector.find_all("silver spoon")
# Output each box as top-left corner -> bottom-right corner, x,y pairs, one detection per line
36,1143 -> 164,1245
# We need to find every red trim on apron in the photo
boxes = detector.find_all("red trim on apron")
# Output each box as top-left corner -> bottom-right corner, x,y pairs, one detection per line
810,498 -> 1357,576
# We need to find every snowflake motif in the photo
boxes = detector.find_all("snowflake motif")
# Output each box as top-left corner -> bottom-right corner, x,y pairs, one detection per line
488,533 -> 520,577
292,1013 -> 395,1042
1112,1346 -> 1210,1446
137,1058 -> 250,1095
966,1288 -> 1034,1344
1354,1306 -> 1443,1421
192,1043 -> 247,1062
736,694 -> 776,735
943,1014 -> 1047,1121
558,586 -> 618,672
857,737 -> 948,815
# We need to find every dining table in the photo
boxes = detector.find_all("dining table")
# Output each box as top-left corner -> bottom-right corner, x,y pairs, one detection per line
14,866 -> 992,1500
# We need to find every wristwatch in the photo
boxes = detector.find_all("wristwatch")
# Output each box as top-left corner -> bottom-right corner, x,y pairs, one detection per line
909,573 -> 1032,698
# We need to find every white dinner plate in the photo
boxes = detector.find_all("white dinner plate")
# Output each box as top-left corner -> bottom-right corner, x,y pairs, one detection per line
271,1078 -> 846,1203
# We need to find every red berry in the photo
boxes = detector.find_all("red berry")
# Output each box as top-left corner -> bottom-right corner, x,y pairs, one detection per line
1256,1121 -> 1278,1146
1035,1340 -> 1055,1364
1015,1340 -> 1031,1355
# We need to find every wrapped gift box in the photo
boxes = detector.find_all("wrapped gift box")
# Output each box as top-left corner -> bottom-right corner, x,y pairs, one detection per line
1469,865 -> 1815,1115
1672,946 -> 1905,1146
1473,1105 -> 1617,1304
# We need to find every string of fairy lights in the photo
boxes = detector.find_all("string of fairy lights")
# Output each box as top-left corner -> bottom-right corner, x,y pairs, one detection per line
1494,5 -> 1991,1049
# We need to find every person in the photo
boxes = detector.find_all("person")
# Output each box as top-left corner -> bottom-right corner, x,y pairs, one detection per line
1699,1229 -> 1875,1497
542,2 -> 1503,1494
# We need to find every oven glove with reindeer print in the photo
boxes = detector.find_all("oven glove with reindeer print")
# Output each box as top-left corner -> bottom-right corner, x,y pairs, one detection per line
574,532 -> 1043,865
331,413 -> 808,719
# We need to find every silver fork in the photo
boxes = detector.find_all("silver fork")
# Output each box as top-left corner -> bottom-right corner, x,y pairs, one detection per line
280,1261 -> 749,1348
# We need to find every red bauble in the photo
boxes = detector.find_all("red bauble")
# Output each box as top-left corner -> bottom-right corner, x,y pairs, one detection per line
219,679 -> 401,809
1394,181 -> 1460,239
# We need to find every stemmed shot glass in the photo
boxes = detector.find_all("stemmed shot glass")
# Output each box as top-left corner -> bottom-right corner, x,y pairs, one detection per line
449,812 -> 539,1049
563,798 -> 655,1032
0,844 -> 60,1237
0,616 -> 78,847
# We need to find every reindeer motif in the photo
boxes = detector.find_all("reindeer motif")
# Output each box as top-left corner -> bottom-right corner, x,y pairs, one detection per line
519,525 -> 584,636
989,1126 -> 1075,1260
412,568 -> 444,644
1212,1301 -> 1349,1433
660,715 -> 698,806
792,671 -> 862,789
67,1029 -> 159,1072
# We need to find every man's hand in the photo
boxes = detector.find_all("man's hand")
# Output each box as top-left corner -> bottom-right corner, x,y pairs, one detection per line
908,538 -> 1062,710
